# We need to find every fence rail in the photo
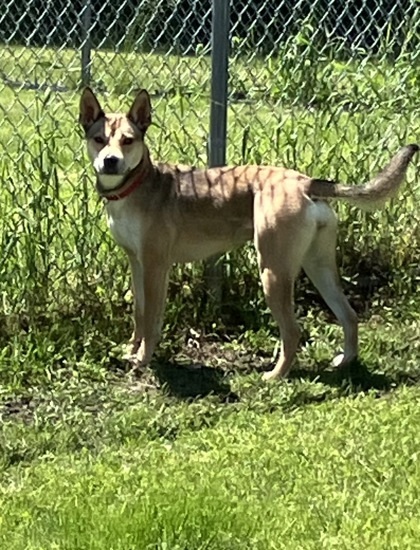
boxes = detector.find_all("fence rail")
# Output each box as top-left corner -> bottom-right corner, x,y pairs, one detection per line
0,0 -> 419,334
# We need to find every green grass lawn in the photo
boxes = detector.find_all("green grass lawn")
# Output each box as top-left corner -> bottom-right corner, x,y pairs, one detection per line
2,375 -> 420,548
1,41 -> 420,548
1,308 -> 420,548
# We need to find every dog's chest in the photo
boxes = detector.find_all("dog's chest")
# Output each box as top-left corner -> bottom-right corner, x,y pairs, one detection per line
105,201 -> 142,255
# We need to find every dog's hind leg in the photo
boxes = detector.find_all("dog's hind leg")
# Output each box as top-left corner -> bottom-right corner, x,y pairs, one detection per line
255,213 -> 314,380
302,205 -> 358,367
259,266 -> 301,380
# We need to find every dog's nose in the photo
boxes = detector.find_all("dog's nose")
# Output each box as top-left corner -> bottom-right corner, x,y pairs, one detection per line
103,156 -> 120,173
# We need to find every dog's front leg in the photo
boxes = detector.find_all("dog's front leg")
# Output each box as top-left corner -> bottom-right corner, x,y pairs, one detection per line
126,254 -> 145,357
135,258 -> 170,368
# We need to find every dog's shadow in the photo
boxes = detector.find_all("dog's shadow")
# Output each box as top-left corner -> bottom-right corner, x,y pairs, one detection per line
289,358 -> 418,395
153,357 -> 404,404
152,360 -> 238,402
113,352 -> 417,405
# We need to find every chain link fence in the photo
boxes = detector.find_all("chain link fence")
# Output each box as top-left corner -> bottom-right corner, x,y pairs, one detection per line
1,0 -> 419,336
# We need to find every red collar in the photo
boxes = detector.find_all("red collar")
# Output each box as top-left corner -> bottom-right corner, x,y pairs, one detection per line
99,174 -> 143,201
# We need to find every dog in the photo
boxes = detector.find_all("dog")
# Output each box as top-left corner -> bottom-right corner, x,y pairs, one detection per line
79,87 -> 418,380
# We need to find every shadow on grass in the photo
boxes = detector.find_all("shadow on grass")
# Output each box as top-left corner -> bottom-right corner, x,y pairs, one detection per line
289,359 -> 420,396
150,354 -> 419,407
153,361 -> 239,403
110,342 -> 419,412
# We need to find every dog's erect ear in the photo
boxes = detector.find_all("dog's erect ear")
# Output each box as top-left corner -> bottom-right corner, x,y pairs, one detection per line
127,90 -> 152,132
79,87 -> 105,131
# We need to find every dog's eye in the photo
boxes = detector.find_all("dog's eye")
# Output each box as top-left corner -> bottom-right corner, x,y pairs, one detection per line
94,136 -> 105,144
122,137 -> 134,146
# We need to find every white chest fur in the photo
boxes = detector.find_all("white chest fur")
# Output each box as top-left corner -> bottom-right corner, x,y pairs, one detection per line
105,200 -> 143,256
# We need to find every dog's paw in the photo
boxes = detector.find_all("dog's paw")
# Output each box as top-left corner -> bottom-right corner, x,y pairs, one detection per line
129,338 -> 142,355
125,354 -> 150,379
262,370 -> 277,381
125,352 -> 140,368
123,340 -> 154,375
332,353 -> 345,367
262,368 -> 286,381
122,338 -> 142,361
135,354 -> 152,369
122,348 -> 137,362
135,341 -> 155,367
332,353 -> 357,368
122,345 -> 147,371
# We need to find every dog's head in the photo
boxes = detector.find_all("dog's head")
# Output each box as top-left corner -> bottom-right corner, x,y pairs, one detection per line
79,88 -> 152,189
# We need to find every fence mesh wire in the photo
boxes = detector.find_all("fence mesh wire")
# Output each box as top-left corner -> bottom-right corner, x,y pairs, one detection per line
1,0 -> 419,332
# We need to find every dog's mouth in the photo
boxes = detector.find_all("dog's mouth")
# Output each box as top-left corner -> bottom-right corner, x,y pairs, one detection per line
101,166 -> 120,175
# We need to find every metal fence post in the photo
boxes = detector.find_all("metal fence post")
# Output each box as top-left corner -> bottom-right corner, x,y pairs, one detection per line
81,0 -> 92,87
205,0 -> 231,306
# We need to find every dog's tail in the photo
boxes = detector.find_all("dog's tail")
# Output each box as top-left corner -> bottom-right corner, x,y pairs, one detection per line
305,144 -> 418,210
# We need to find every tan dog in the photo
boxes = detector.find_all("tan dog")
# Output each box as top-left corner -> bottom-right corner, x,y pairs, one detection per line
79,87 -> 418,380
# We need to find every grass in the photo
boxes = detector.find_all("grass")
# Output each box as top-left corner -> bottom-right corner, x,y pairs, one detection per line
2,372 -> 420,548
1,307 -> 420,546
0,33 -> 420,547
